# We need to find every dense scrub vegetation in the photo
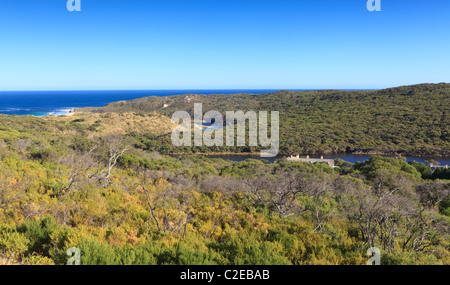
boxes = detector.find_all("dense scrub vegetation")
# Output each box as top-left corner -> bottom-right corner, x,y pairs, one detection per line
0,133 -> 448,264
78,83 -> 450,157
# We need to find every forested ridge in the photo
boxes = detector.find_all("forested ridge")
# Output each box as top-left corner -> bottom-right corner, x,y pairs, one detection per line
78,83 -> 450,156
0,85 -> 448,264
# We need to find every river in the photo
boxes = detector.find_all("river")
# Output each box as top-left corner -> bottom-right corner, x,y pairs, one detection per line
204,153 -> 450,166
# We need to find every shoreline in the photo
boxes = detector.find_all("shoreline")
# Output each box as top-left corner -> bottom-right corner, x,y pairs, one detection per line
41,108 -> 76,117
62,108 -> 76,116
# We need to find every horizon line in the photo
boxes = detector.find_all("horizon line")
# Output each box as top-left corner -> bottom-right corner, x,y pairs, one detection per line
0,87 -> 386,92
0,82 -> 447,92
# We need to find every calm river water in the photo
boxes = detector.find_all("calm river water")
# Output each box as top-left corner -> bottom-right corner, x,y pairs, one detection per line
204,154 -> 450,166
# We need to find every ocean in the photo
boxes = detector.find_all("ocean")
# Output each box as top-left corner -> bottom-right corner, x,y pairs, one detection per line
0,90 -> 291,117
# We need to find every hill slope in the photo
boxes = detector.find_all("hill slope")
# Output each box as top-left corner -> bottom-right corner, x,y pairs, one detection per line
77,83 -> 450,156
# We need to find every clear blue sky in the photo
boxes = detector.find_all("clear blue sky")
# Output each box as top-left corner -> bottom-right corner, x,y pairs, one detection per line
0,0 -> 449,90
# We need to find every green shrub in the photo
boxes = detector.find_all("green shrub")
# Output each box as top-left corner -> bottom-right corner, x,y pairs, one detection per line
22,254 -> 55,265
440,198 -> 450,216
76,239 -> 159,265
431,168 -> 450,180
17,216 -> 58,256
0,230 -> 30,260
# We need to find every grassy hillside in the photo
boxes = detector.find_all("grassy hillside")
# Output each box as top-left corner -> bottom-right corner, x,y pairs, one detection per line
46,112 -> 175,138
77,83 -> 450,156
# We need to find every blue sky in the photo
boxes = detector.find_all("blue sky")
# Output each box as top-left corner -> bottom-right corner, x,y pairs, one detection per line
0,0 -> 448,90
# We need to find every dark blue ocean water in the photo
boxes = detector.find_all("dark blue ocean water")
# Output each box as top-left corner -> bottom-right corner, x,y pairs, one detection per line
0,90 -> 294,117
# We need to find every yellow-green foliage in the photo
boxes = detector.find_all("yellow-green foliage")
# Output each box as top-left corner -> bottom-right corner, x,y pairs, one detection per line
0,141 -> 448,265
0,228 -> 30,260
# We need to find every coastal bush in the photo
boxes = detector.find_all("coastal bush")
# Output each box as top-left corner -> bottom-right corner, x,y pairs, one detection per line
440,198 -> 450,216
0,229 -> 30,260
17,216 -> 58,256
410,161 -> 432,179
431,168 -> 450,180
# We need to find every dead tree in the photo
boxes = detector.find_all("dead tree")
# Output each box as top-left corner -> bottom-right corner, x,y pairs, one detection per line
104,135 -> 131,179
86,135 -> 130,187
136,168 -> 194,236
244,170 -> 323,219
54,146 -> 97,199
